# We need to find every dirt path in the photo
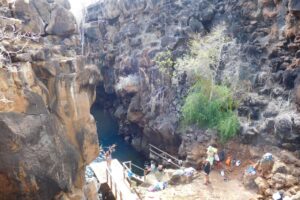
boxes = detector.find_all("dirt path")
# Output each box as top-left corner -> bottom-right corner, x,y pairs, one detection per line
140,170 -> 258,200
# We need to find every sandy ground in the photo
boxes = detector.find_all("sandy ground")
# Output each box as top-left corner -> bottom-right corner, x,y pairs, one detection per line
138,169 -> 258,200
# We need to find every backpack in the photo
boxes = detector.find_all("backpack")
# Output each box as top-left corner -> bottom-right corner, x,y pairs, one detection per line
218,150 -> 226,162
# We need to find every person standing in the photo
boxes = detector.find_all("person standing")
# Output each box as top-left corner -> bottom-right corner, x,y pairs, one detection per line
203,160 -> 211,185
105,144 -> 116,170
206,145 -> 218,166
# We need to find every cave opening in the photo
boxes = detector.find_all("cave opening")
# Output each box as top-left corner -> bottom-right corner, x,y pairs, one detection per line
91,84 -> 147,169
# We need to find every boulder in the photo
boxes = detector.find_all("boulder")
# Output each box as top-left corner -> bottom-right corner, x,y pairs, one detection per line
272,161 -> 289,174
168,172 -> 193,185
275,114 -> 293,137
54,0 -> 71,9
188,17 -> 205,33
279,150 -> 300,166
255,177 -> 270,194
46,5 -> 76,36
161,36 -> 179,49
119,23 -> 140,37
291,191 -> 300,200
84,22 -> 101,40
287,186 -> 300,196
119,0 -> 146,17
289,0 -> 300,12
14,0 -> 45,33
32,0 -> 51,24
198,0 -> 215,22
98,0 -> 121,19
84,178 -> 100,200
127,95 -> 143,123
269,173 -> 286,189
286,175 -> 298,187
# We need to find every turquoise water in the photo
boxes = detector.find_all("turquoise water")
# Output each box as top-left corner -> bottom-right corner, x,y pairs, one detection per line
91,103 -> 147,170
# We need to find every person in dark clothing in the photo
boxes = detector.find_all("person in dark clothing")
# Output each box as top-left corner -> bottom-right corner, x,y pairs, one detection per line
203,160 -> 211,185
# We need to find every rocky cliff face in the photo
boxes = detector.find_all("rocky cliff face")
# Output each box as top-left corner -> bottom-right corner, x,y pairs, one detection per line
84,0 -> 300,156
0,0 -> 99,199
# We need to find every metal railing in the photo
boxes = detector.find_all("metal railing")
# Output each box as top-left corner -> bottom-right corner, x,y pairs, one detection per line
122,161 -> 146,182
149,144 -> 182,168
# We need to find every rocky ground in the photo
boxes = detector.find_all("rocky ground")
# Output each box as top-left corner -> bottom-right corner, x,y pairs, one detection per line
135,143 -> 300,200
138,171 -> 257,200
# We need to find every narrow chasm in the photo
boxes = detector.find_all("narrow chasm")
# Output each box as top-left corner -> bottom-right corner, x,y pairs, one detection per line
91,84 -> 147,167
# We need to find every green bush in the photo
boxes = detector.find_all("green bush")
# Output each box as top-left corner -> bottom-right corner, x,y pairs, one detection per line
176,25 -> 238,142
181,79 -> 239,142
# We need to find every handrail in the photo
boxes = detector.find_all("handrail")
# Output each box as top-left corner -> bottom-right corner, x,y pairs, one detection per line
122,161 -> 146,182
149,144 -> 181,168
149,144 -> 180,161
131,162 -> 146,172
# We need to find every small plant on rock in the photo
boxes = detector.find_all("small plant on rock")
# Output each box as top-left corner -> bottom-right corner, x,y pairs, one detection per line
155,50 -> 175,74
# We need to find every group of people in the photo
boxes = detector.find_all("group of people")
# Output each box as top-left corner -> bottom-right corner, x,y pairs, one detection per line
104,143 -> 223,185
144,160 -> 164,175
202,144 -> 229,185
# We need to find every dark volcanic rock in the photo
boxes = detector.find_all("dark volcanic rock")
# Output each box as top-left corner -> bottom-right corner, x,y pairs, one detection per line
83,0 -> 300,159
46,5 -> 76,36
289,0 -> 300,12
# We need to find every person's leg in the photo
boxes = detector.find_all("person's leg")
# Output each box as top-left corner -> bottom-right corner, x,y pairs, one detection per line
107,159 -> 112,170
205,174 -> 210,185
205,174 -> 208,185
207,174 -> 211,184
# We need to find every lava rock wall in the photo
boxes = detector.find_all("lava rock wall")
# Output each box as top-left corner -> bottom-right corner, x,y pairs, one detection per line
0,0 -> 100,199
84,0 -> 300,155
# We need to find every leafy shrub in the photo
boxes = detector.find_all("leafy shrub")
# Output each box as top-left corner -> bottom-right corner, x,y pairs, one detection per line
176,25 -> 239,142
181,79 -> 239,142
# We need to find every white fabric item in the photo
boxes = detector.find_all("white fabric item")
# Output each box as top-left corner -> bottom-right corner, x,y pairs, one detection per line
272,192 -> 282,200
221,170 -> 225,177
214,154 -> 220,161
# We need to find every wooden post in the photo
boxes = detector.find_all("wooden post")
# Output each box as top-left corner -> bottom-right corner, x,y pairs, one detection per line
106,168 -> 108,183
123,168 -> 125,181
110,173 -> 112,188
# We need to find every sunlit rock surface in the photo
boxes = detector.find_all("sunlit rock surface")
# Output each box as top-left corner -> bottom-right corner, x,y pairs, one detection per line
0,0 -> 99,199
